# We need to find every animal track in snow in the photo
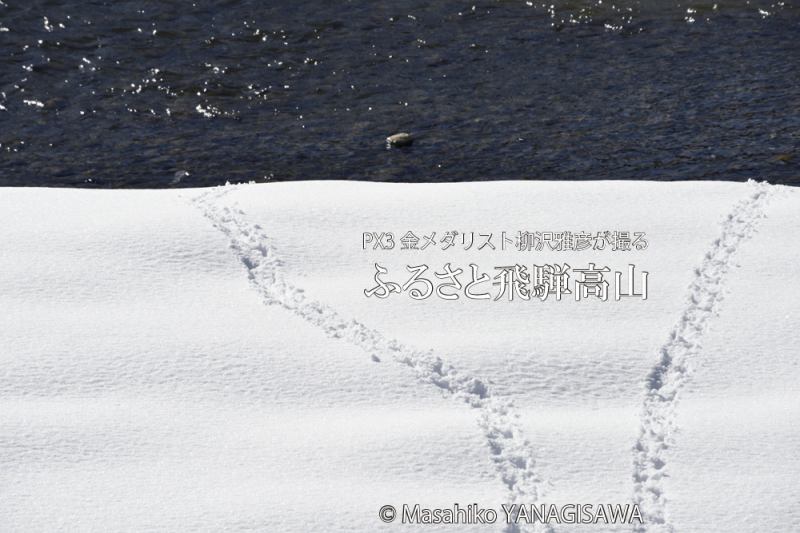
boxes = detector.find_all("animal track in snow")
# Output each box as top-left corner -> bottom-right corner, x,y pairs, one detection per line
193,185 -> 552,533
632,181 -> 775,533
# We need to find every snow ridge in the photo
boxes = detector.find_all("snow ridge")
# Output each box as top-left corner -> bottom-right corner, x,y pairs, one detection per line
631,181 -> 775,533
193,186 -> 551,533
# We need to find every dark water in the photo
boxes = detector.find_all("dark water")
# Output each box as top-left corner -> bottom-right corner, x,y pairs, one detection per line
0,0 -> 798,187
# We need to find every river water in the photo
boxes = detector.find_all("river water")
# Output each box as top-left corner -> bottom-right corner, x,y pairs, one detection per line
0,0 -> 797,187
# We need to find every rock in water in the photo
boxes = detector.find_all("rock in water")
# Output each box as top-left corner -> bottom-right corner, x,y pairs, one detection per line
170,170 -> 190,185
386,132 -> 413,147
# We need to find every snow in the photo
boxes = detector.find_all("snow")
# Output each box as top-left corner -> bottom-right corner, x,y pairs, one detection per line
0,181 -> 797,532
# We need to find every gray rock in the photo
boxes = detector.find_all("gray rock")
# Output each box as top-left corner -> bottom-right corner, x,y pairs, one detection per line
170,170 -> 190,185
386,132 -> 414,147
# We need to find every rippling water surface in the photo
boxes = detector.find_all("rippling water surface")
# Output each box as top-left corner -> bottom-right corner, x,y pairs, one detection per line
0,0 -> 797,187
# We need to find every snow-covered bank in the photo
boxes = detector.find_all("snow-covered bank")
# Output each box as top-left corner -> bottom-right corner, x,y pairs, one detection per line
1,181 -> 797,532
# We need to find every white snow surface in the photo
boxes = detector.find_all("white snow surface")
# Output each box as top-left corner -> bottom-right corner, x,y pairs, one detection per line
0,181 -> 797,532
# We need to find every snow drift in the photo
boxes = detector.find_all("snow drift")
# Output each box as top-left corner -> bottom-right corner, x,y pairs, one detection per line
1,181 -> 797,532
